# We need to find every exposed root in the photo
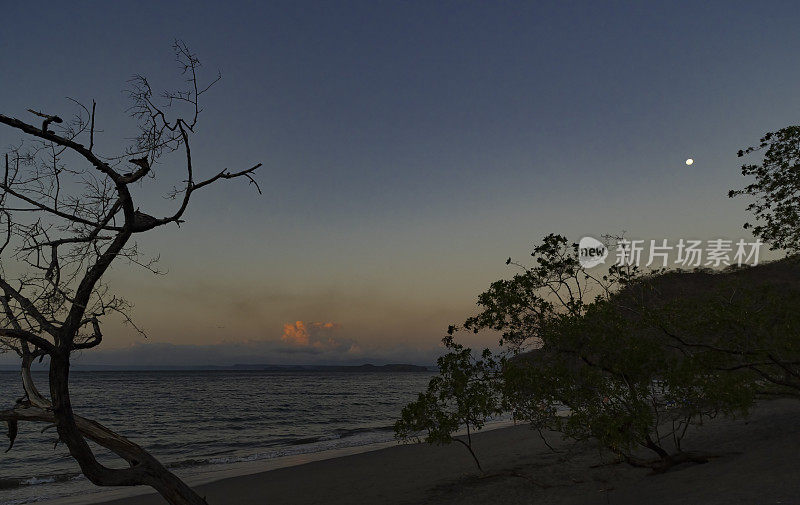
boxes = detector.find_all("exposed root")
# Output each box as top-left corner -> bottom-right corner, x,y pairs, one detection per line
476,470 -> 552,489
625,451 -> 728,473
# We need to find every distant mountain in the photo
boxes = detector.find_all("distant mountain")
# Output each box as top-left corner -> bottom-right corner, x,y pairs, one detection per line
229,363 -> 432,372
0,363 -> 434,372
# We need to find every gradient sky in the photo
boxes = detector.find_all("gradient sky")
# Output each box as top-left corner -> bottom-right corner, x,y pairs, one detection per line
1,1 -> 798,366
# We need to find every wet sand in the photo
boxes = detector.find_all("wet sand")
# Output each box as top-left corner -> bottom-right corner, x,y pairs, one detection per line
44,399 -> 800,505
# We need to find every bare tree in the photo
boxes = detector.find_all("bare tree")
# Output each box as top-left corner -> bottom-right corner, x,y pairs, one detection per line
0,42 -> 261,505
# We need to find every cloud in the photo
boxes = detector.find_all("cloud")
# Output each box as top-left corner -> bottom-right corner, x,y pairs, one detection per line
0,318 -> 445,369
281,321 -> 344,348
19,338 -> 440,368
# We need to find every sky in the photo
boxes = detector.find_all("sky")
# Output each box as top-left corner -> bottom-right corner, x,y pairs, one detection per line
1,1 -> 799,367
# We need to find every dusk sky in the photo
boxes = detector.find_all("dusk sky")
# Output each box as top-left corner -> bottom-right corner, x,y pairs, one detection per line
1,1 -> 798,366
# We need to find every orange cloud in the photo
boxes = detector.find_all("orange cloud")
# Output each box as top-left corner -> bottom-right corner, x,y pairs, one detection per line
282,321 -> 310,346
281,321 -> 344,349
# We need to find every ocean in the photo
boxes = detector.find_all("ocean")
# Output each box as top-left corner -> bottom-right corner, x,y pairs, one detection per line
0,369 -> 436,505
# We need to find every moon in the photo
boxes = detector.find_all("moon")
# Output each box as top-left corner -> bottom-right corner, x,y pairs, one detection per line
685,158 -> 694,165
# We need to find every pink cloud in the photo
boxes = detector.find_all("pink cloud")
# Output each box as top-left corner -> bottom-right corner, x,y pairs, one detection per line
281,321 -> 348,351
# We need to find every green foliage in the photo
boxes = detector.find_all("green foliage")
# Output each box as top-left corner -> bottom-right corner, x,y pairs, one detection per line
398,234 -> 777,471
394,338 -> 501,470
730,126 -> 800,251
650,278 -> 800,396
461,233 -> 627,349
501,296 -> 756,463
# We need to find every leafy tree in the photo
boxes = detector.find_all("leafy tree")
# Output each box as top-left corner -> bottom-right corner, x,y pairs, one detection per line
401,234 -> 763,472
730,126 -> 800,252
462,233 -> 629,350
395,234 -> 605,470
0,43 -> 261,505
643,266 -> 800,396
506,297 -> 756,469
394,337 -> 501,472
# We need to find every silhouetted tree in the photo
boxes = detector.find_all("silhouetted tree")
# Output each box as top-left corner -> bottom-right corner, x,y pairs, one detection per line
715,128 -> 800,391
643,265 -> 800,396
395,338 -> 500,472
730,126 -> 800,252
400,235 -> 761,472
0,42 -> 261,505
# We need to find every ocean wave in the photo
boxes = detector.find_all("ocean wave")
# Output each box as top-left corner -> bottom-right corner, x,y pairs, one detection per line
0,370 -> 437,504
0,473 -> 82,491
335,425 -> 395,438
169,426 -> 397,469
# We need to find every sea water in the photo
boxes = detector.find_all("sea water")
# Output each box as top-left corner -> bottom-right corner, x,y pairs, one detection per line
0,370 -> 435,504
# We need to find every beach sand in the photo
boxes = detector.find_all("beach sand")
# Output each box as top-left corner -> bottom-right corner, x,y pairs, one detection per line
48,399 -> 800,505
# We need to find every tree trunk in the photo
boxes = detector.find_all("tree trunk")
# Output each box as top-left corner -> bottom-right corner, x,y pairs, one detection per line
453,437 -> 483,472
47,353 -> 209,505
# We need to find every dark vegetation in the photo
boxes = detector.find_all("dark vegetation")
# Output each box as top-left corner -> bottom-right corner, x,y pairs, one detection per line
0,43 -> 260,505
396,126 -> 800,474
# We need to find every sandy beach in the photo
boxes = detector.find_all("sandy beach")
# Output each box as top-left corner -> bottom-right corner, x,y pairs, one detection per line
37,398 -> 799,505
3,5 -> 800,505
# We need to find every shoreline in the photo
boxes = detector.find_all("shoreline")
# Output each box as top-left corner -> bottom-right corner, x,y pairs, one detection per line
39,421 -> 518,505
33,399 -> 800,505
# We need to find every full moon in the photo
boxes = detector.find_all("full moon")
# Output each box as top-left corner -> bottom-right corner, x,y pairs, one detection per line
685,158 -> 694,165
